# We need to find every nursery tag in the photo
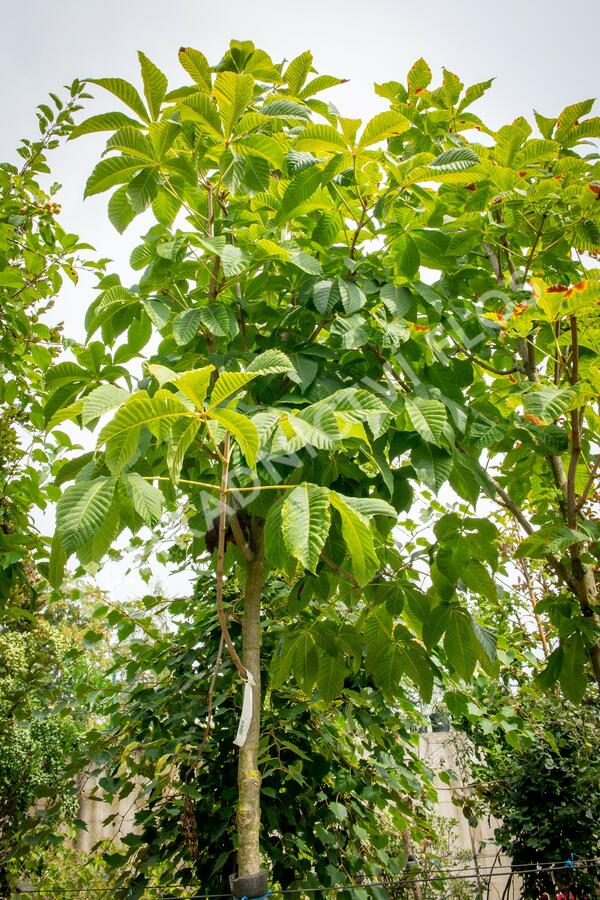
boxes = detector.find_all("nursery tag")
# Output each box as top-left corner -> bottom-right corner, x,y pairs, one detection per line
233,670 -> 255,748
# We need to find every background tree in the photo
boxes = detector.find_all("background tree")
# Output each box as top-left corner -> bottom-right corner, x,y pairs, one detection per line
49,41 -> 599,893
0,85 -> 107,894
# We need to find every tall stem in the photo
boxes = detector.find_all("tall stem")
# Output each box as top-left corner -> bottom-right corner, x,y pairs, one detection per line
237,517 -> 265,877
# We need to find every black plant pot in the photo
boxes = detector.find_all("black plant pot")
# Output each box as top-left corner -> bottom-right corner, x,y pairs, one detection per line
229,870 -> 269,899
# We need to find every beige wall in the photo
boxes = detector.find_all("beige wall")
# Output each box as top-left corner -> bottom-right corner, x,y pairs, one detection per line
419,731 -> 521,898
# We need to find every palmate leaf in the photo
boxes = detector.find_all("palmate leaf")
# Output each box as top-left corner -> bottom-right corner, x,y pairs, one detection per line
69,111 -> 143,139
411,444 -> 453,493
88,77 -> 149,122
246,349 -> 294,375
281,483 -> 331,573
317,652 -> 347,701
357,111 -> 410,150
124,472 -> 163,525
276,165 -> 322,222
443,608 -> 477,681
106,126 -> 155,162
179,92 -> 223,140
138,52 -> 168,120
286,406 -> 341,450
296,124 -> 347,155
397,642 -> 433,702
167,419 -> 199,483
56,476 -> 117,554
209,371 -> 258,409
405,397 -> 447,445
233,134 -> 285,169
86,285 -> 139,336
99,391 -> 194,474
209,408 -> 259,468
330,491 -> 379,586
523,385 -> 577,422
555,98 -> 595,142
126,167 -> 160,213
428,147 -> 480,172
213,71 -> 255,137
172,308 -> 202,345
82,384 -> 129,426
178,47 -> 212,91
108,185 -> 137,233
76,500 -> 120,573
285,50 -> 313,95
84,155 -> 144,197
407,58 -> 432,96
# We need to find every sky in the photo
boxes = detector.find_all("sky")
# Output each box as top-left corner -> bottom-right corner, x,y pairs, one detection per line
2,0 -> 598,598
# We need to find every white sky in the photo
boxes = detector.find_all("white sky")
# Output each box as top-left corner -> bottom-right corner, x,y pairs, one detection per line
2,0 -> 598,599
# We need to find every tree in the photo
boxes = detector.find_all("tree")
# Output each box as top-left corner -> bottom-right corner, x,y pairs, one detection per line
0,84 -> 107,895
50,42 -> 599,892
457,689 -> 600,898
83,573 -> 436,896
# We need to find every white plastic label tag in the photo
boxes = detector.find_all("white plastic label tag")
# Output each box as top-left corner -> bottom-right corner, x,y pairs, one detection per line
233,670 -> 255,748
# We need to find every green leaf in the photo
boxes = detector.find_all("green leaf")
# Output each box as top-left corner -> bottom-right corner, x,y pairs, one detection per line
209,408 -> 259,468
470,618 -> 498,676
179,92 -> 223,139
124,472 -> 163,525
86,285 -> 139,335
276,165 -> 322,222
444,609 -> 476,681
209,371 -> 257,409
213,71 -> 254,137
394,234 -> 420,279
281,483 -> 331,572
411,445 -> 452,492
56,476 -> 117,554
106,126 -> 155,161
108,185 -> 136,233
178,47 -> 212,91
287,407 -> 341,450
407,58 -> 432,96
358,111 -> 410,150
285,51 -> 313,95
233,134 -> 285,169
198,304 -> 238,339
457,78 -> 494,112
289,251 -> 322,275
82,384 -> 129,426
296,124 -> 347,154
88,77 -> 149,122
516,525 -> 588,560
558,633 -> 587,703
524,386 -> 577,423
84,156 -> 144,197
221,245 -> 248,277
397,642 -> 433,702
167,420 -> 199,483
292,631 -> 319,693
126,167 -> 159,212
69,111 -> 143,139
138,52 -> 168,120
100,392 -> 193,474
172,309 -> 202,345
76,501 -> 120,573
330,491 -> 379,586
317,653 -> 346,701
246,350 -> 293,375
429,147 -> 480,172
405,397 -> 447,445
555,98 -> 595,142
171,367 -> 214,409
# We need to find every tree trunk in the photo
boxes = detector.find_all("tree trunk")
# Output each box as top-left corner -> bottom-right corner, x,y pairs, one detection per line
236,517 -> 265,878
